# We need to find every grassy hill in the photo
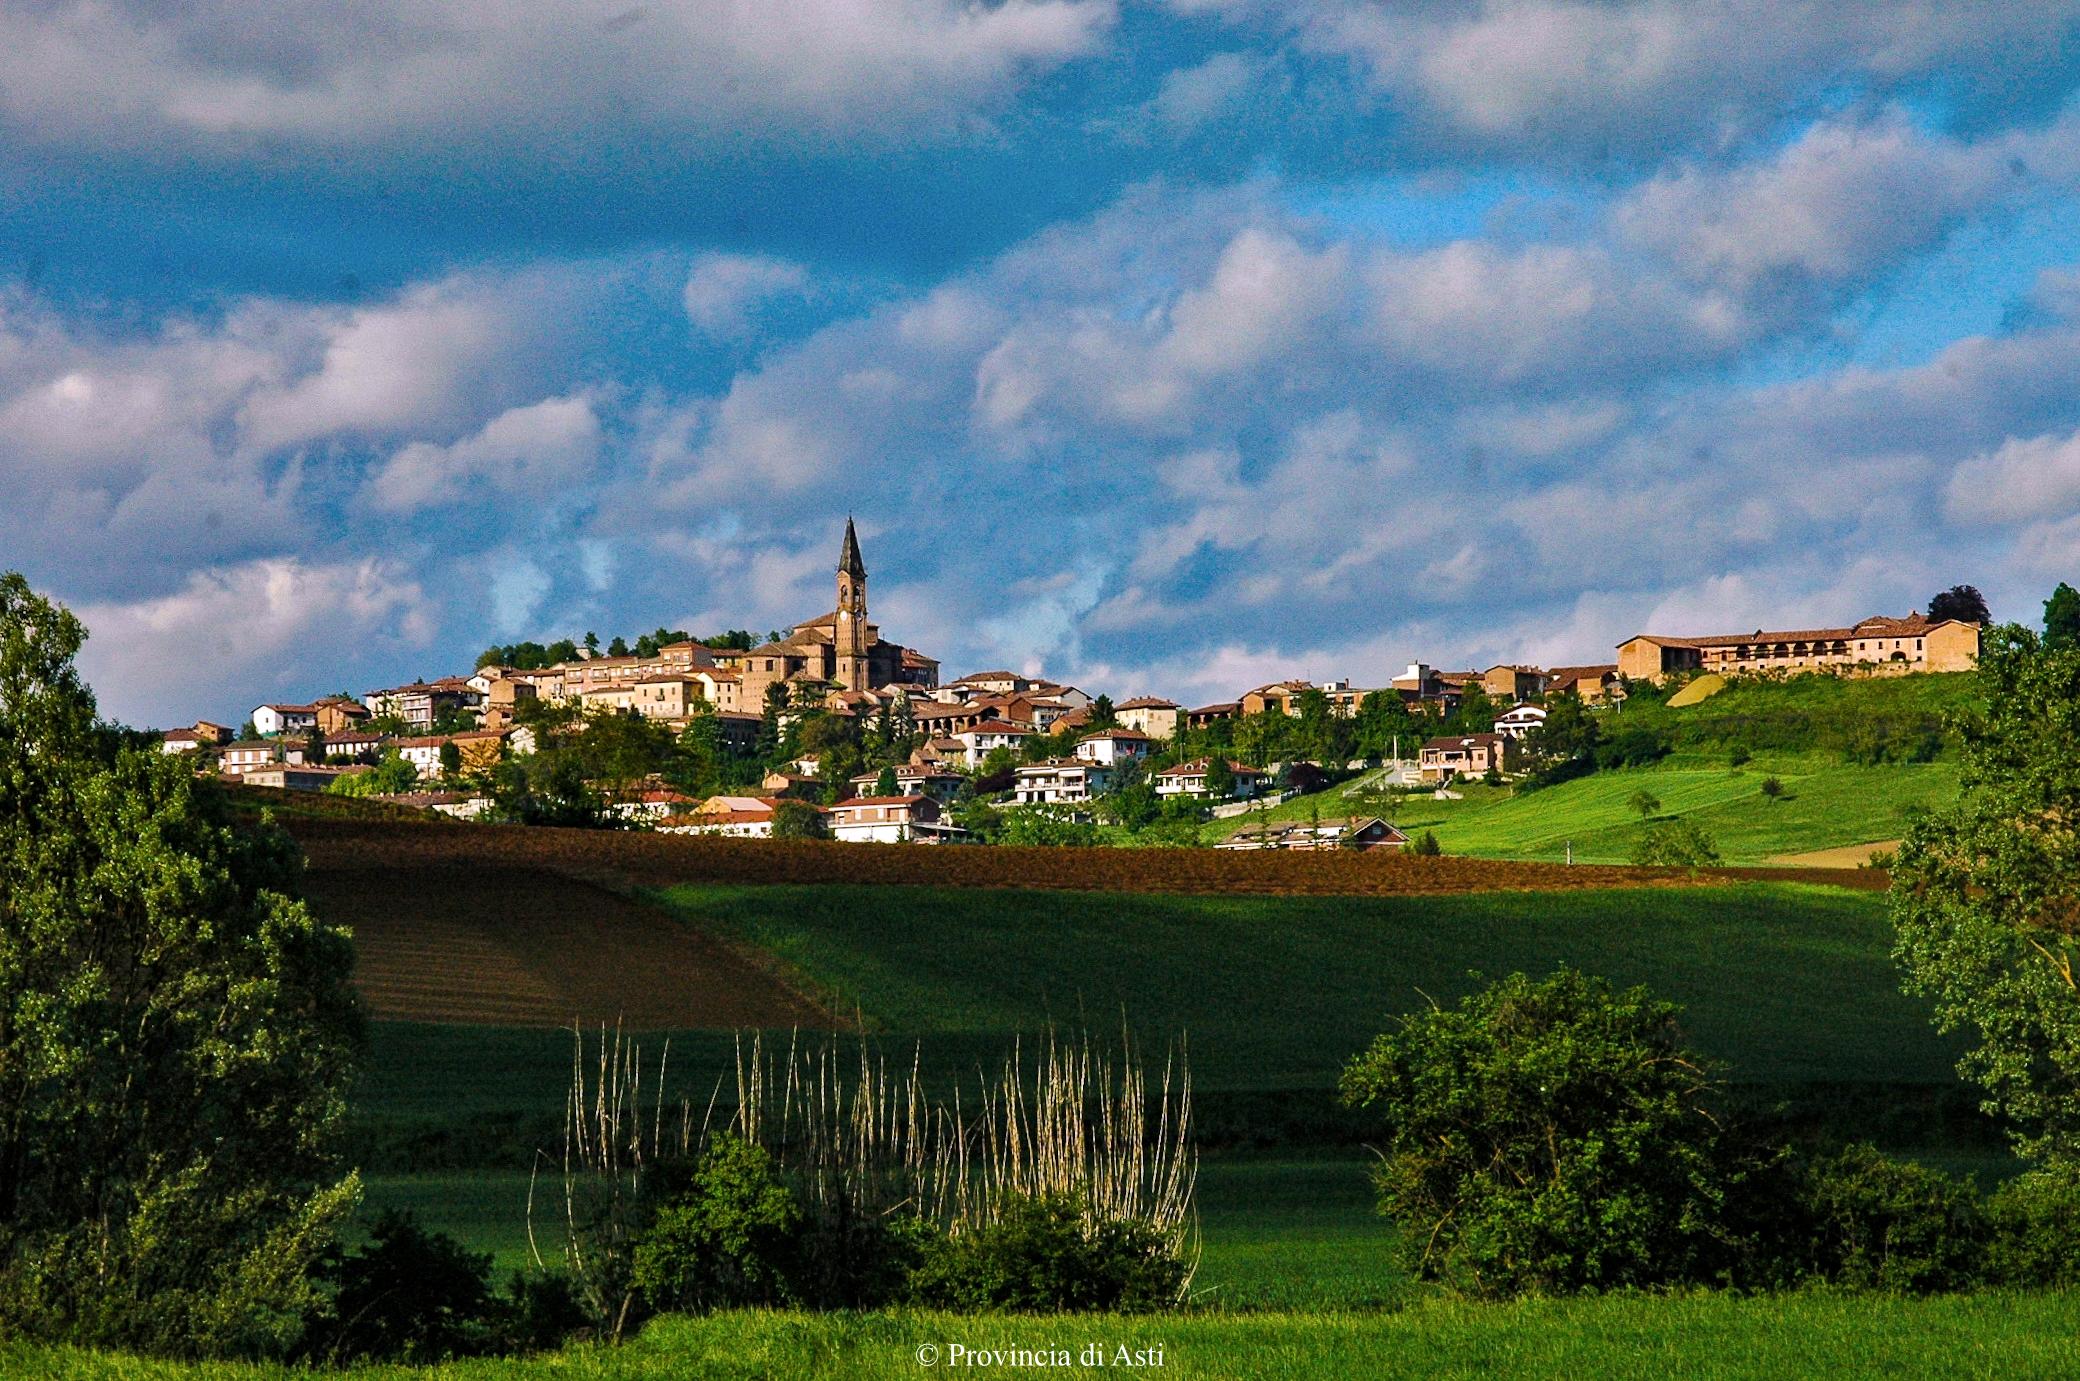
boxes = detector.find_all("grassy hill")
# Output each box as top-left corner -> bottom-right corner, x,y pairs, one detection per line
1214,672 -> 1979,862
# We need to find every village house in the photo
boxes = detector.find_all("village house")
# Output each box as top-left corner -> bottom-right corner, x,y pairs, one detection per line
1217,817 -> 1409,852
1154,759 -> 1268,800
610,787 -> 700,822
250,703 -> 319,738
1418,733 -> 1520,782
760,770 -> 826,800
1390,664 -> 1464,714
667,795 -> 782,838
219,741 -> 283,775
1481,666 -> 1549,702
393,729 -> 506,778
1493,703 -> 1548,741
159,728 -> 208,755
321,730 -> 389,762
1114,696 -> 1181,739
1075,728 -> 1152,767
375,791 -> 494,820
1185,702 -> 1239,729
1616,612 -> 1982,683
241,763 -> 364,793
1013,758 -> 1114,806
826,794 -> 962,843
1239,680 -> 1314,717
365,678 -> 484,730
847,765 -> 965,804
580,673 -> 701,723
1546,664 -> 1621,703
953,719 -> 1035,767
912,735 -> 969,769
313,697 -> 370,736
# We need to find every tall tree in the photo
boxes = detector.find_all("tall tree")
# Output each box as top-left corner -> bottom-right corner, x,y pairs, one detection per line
1893,624 -> 2080,1170
1927,584 -> 1990,625
2045,583 -> 2080,650
0,573 -> 362,1356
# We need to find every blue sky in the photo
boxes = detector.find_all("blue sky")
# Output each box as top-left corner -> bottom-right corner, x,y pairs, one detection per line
6,0 -> 2080,726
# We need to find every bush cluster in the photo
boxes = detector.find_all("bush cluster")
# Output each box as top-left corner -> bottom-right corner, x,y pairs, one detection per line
630,1137 -> 1185,1318
1343,969 -> 2080,1298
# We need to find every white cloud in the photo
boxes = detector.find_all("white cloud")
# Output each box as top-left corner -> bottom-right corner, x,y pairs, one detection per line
1616,115 -> 2011,299
1946,429 -> 2080,527
369,394 -> 603,513
0,0 -> 1118,154
683,254 -> 811,338
71,557 -> 432,726
1291,0 -> 2080,161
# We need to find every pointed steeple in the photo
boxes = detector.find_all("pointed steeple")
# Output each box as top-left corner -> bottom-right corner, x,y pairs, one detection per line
839,516 -> 867,580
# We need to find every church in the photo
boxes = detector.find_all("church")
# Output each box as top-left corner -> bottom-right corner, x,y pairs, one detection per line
723,519 -> 940,712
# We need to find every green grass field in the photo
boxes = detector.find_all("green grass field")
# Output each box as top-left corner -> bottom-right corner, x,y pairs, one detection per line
24,1291 -> 2080,1378
1216,755 -> 1955,864
636,881 -> 1953,1088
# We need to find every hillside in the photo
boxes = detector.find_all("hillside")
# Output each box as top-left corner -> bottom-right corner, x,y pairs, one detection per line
1215,672 -> 1976,863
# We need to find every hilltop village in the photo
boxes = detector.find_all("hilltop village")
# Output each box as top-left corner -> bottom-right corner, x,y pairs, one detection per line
155,521 -> 1985,848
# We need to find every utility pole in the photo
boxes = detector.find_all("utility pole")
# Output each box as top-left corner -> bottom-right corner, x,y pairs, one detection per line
1566,840 -> 1574,866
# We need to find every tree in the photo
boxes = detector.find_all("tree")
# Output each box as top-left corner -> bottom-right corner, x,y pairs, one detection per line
1928,585 -> 1990,626
1339,969 -> 1731,1296
1628,789 -> 1661,821
583,631 -> 600,656
2045,583 -> 2080,650
328,750 -> 417,797
1632,818 -> 1721,868
1760,776 -> 1784,801
873,766 -> 899,797
438,740 -> 463,780
1201,757 -> 1236,800
1090,694 -> 1116,730
1892,624 -> 2080,1169
0,572 -> 363,1356
770,799 -> 826,839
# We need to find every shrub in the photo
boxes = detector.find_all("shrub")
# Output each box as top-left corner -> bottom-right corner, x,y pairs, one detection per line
1795,1144 -> 1984,1293
1631,819 -> 1721,867
1411,830 -> 1442,856
317,1212 -> 499,1363
906,1193 -> 1188,1313
1728,746 -> 1752,768
1983,1173 -> 2080,1288
633,1135 -> 802,1312
1339,969 -> 1734,1296
1760,776 -> 1785,800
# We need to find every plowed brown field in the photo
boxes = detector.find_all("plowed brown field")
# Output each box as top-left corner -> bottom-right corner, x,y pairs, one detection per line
299,862 -> 834,1029
285,817 -> 1758,897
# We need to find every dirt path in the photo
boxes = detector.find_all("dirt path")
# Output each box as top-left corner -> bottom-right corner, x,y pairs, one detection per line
300,863 -> 835,1030
1767,840 -> 1899,869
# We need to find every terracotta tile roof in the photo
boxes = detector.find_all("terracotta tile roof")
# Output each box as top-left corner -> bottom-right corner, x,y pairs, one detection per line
1078,727 -> 1150,741
1156,758 -> 1266,777
1115,696 -> 1179,710
959,719 -> 1035,736
833,794 -> 932,808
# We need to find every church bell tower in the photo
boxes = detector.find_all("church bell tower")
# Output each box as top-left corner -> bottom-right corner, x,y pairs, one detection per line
834,517 -> 869,693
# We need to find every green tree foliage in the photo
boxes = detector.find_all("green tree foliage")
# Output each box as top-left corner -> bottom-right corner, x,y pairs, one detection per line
873,766 -> 899,797
1201,757 -> 1236,800
1892,624 -> 2080,1169
0,572 -> 363,1357
438,741 -> 463,780
1525,694 -> 1602,783
318,1212 -> 499,1363
2043,582 -> 2080,649
771,800 -> 826,839
1631,818 -> 1721,867
486,755 -> 627,830
633,1137 -> 802,1313
906,1194 -> 1186,1314
1628,788 -> 1661,820
1760,775 -> 1785,800
997,808 -> 1100,847
327,750 -> 417,797
1795,1144 -> 1985,1294
1339,970 -> 1732,1296
1411,830 -> 1442,856
1928,585 -> 1990,626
